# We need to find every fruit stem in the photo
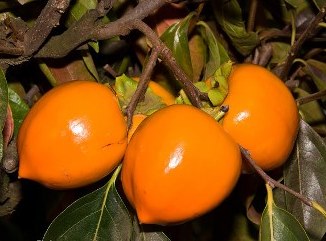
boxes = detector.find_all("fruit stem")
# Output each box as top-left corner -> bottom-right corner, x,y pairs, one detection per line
240,147 -> 326,213
213,105 -> 229,122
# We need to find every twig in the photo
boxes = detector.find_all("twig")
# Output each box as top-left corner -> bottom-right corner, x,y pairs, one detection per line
278,4 -> 326,80
24,0 -> 71,56
132,19 -> 203,107
296,89 -> 326,106
247,0 -> 258,32
240,146 -> 312,207
125,48 -> 160,128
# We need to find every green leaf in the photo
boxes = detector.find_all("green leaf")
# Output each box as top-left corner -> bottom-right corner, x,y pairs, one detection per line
64,0 -> 97,27
0,69 -> 8,161
294,88 -> 326,134
115,75 -> 167,115
260,184 -> 310,241
196,21 -> 230,80
161,12 -> 196,80
311,0 -> 326,9
8,87 -> 29,137
302,60 -> 326,102
270,42 -> 291,65
82,50 -> 100,81
274,120 -> 326,241
213,0 -> 259,56
44,166 -> 170,241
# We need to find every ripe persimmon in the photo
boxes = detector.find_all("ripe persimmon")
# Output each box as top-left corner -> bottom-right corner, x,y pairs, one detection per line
121,104 -> 241,225
221,64 -> 299,171
18,80 -> 128,189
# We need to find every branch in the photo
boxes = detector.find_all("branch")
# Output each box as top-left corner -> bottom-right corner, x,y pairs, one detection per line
35,0 -> 167,58
240,147 -> 312,207
24,0 -> 71,56
125,48 -> 160,128
277,5 -> 326,80
132,19 -> 203,108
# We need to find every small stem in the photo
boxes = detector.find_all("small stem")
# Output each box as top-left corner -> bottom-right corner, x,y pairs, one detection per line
214,105 -> 229,121
296,89 -> 326,106
103,64 -> 118,78
240,147 -> 312,207
125,48 -> 159,128
247,0 -> 258,32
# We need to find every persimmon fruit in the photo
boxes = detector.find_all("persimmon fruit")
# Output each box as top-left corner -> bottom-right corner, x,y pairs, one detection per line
121,104 -> 241,225
18,80 -> 128,189
221,64 -> 299,171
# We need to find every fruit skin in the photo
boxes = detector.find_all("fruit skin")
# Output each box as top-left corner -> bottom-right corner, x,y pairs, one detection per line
221,64 -> 299,171
18,80 -> 127,189
121,104 -> 241,225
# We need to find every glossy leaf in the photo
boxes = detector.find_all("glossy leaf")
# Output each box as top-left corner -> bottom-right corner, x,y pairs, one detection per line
44,166 -> 170,241
274,120 -> 326,241
161,12 -> 195,80
260,185 -> 310,241
212,0 -> 259,56
8,87 -> 29,137
196,21 -> 230,80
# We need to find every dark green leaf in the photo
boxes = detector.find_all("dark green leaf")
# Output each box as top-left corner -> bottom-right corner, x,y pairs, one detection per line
212,0 -> 259,56
8,87 -> 29,137
311,0 -> 326,9
196,21 -> 230,80
274,120 -> 326,241
302,60 -> 326,100
294,88 -> 326,134
260,185 -> 310,241
82,50 -> 100,81
43,166 -> 169,241
160,12 -> 195,80
270,42 -> 291,65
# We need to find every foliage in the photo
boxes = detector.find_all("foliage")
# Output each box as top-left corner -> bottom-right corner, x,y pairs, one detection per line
0,0 -> 326,240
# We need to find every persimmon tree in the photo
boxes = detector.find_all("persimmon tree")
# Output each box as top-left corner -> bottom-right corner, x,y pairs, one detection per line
0,0 -> 326,240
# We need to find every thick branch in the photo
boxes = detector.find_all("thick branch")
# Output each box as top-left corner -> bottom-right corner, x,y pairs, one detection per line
24,0 -> 71,56
35,0 -> 167,58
